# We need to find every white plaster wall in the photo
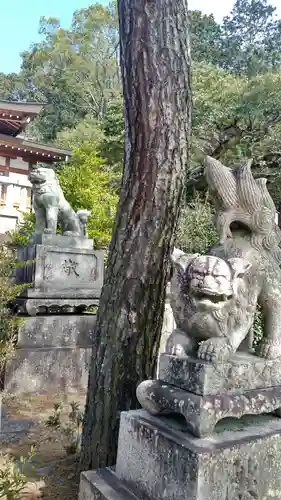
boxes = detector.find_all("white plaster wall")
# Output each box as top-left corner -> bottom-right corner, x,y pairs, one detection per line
0,159 -> 32,234
0,215 -> 18,233
8,171 -> 31,188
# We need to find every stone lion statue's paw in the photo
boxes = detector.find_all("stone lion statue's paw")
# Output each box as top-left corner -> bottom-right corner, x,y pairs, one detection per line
197,338 -> 232,363
259,341 -> 281,359
43,228 -> 55,234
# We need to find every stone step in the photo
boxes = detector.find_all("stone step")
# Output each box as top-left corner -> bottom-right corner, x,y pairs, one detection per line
0,406 -> 33,443
79,468 -> 140,500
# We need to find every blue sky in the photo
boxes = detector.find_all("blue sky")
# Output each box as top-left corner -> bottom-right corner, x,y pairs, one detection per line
0,0 -> 109,74
1,0 -> 281,75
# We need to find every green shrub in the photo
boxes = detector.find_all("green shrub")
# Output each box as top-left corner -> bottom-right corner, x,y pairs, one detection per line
58,144 -> 119,248
176,193 -> 218,254
0,246 -> 25,373
45,401 -> 83,455
8,212 -> 35,248
0,447 -> 35,499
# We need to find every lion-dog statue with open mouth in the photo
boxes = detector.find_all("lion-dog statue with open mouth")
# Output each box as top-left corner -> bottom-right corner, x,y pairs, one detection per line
170,156 -> 281,363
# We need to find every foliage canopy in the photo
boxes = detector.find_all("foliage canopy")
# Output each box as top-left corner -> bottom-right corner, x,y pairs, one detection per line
3,0 -> 281,247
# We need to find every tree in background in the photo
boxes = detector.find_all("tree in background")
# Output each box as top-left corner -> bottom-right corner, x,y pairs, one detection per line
176,194 -> 218,254
58,144 -> 119,248
187,64 -> 281,200
0,247 -> 25,386
2,0 -> 281,246
189,0 -> 281,76
189,11 -> 223,66
56,115 -> 105,150
20,3 -> 120,141
56,97 -> 124,172
2,0 -> 280,181
221,0 -> 281,76
99,96 -> 124,169
0,73 -> 29,101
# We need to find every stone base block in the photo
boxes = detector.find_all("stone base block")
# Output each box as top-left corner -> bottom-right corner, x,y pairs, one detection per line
137,379 -> 281,437
5,314 -> 95,394
30,233 -> 94,250
115,409 -> 281,500
5,346 -> 92,394
16,243 -> 104,308
158,352 -> 281,395
17,314 -> 96,347
0,407 -> 33,443
79,468 -> 140,500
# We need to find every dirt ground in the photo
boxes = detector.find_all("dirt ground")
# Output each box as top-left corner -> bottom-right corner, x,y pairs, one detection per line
0,390 -> 87,499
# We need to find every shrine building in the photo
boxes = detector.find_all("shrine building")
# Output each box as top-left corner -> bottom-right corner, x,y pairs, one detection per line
0,100 -> 71,236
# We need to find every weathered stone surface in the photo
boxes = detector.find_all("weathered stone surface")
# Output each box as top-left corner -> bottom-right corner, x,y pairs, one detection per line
5,345 -> 92,394
156,284 -> 176,377
170,158 -> 281,363
158,352 -> 281,395
0,406 -> 33,444
16,244 -> 104,295
15,297 -> 99,316
29,233 -> 94,249
28,166 -> 90,238
17,314 -> 96,347
0,413 -> 33,443
79,468 -> 140,500
137,379 -> 281,437
15,242 -> 104,314
115,409 -> 281,500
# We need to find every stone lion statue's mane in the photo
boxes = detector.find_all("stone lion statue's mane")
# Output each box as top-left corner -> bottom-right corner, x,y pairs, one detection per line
31,169 -> 65,199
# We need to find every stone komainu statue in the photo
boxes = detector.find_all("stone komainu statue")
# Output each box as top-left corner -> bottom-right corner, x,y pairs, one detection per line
28,167 -> 90,238
170,156 -> 281,362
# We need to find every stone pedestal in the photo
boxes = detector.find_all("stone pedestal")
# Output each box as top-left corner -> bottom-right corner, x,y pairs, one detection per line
79,410 -> 281,500
15,233 -> 104,315
79,468 -> 139,500
116,410 -> 281,500
79,352 -> 281,500
6,234 -> 104,395
137,353 -> 281,437
5,314 -> 96,394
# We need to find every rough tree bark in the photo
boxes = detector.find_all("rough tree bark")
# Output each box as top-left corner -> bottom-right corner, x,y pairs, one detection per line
80,0 -> 191,470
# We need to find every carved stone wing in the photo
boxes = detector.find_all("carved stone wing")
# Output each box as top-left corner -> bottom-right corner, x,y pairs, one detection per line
235,160 -> 263,213
204,156 -> 238,209
255,177 -> 276,214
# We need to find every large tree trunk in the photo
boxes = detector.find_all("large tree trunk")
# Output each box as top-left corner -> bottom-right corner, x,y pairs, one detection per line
80,0 -> 191,470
